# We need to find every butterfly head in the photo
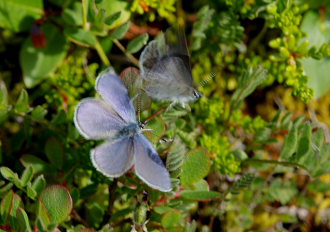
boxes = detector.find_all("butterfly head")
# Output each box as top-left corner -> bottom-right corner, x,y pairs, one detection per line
192,89 -> 202,100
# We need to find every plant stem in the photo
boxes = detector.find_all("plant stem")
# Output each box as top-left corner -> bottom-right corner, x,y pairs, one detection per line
102,179 -> 118,226
81,0 -> 88,31
95,40 -> 111,66
113,39 -> 140,67
242,158 -> 309,171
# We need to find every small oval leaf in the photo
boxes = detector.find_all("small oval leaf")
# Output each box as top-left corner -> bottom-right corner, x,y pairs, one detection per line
181,148 -> 210,186
39,185 -> 73,223
127,33 -> 149,54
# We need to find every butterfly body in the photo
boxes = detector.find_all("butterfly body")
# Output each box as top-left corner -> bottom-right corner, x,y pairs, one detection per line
74,68 -> 172,192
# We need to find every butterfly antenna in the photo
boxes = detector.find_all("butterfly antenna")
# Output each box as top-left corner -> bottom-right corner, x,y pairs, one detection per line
137,91 -> 142,122
199,72 -> 216,88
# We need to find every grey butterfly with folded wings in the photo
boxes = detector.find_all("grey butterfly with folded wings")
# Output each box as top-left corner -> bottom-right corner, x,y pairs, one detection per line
74,68 -> 172,192
139,27 -> 202,105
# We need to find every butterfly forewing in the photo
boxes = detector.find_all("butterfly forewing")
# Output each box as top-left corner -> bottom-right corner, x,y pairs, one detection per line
74,98 -> 124,140
96,68 -> 137,123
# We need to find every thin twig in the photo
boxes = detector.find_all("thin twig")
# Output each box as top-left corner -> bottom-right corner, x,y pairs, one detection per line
101,179 -> 118,226
113,39 -> 140,67
71,209 -> 89,227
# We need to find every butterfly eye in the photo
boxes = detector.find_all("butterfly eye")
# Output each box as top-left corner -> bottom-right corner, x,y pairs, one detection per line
193,90 -> 202,99
139,121 -> 147,129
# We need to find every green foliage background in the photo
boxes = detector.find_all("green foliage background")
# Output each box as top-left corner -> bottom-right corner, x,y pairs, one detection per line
1,0 -> 330,231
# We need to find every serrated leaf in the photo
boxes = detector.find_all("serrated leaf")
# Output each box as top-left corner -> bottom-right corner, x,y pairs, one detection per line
181,148 -> 210,186
45,137 -> 64,169
191,5 -> 215,50
312,128 -> 325,150
39,185 -> 73,224
14,89 -> 30,113
166,140 -> 186,173
296,123 -> 312,160
231,66 -> 267,109
280,126 -> 298,160
64,28 -> 97,46
20,23 -> 68,88
104,11 -> 121,26
31,105 -> 47,121
0,0 -> 43,32
15,208 -> 32,232
181,190 -> 220,200
20,166 -> 33,187
110,22 -> 130,39
268,179 -> 298,205
127,33 -> 149,54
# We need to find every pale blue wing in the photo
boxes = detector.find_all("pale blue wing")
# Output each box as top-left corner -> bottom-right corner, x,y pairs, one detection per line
95,68 -> 136,123
133,134 -> 172,192
74,98 -> 125,140
91,138 -> 134,177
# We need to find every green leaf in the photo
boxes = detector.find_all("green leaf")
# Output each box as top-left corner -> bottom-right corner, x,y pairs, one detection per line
307,180 -> 330,193
144,117 -> 165,143
14,89 -> 30,113
110,22 -> 131,39
20,23 -> 68,88
180,190 -> 220,200
166,140 -> 186,174
20,166 -> 33,187
268,179 -> 298,205
312,128 -> 325,150
27,183 -> 37,200
39,185 -> 73,223
45,137 -> 64,169
280,126 -> 298,160
127,33 -> 149,54
15,208 -> 32,232
301,58 -> 330,98
181,148 -> 210,186
0,80 -> 9,124
64,28 -> 97,46
231,66 -> 268,109
96,0 -> 130,29
20,154 -> 56,174
0,167 -> 18,182
31,105 -> 47,121
0,191 -> 23,225
62,2 -> 83,26
296,123 -> 312,160
37,198 -> 51,228
277,0 -> 288,13
191,5 -> 215,51
0,0 -> 43,32
161,210 -> 183,229
0,183 -> 13,197
104,11 -> 121,26
228,174 -> 255,195
32,175 -> 46,196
